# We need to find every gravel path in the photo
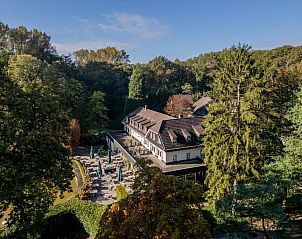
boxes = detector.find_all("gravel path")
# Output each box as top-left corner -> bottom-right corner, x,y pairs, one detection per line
73,161 -> 84,190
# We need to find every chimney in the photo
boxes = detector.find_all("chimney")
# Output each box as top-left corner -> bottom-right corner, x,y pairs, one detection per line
144,105 -> 147,111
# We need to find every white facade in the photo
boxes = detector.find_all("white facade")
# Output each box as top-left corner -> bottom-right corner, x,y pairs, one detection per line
125,125 -> 201,164
165,147 -> 201,164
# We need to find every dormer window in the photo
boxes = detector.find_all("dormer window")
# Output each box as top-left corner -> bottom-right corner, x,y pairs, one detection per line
167,129 -> 177,144
181,129 -> 191,143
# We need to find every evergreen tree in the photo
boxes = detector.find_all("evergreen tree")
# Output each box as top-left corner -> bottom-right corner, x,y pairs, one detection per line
203,45 -> 277,217
265,87 -> 302,201
128,65 -> 144,100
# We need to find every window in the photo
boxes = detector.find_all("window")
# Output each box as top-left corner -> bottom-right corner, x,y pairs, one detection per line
186,153 -> 191,160
173,155 -> 177,162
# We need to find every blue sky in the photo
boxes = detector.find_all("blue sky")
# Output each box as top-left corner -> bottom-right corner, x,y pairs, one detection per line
1,0 -> 302,62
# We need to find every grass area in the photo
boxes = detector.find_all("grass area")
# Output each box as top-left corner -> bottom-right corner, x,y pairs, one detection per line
1,175 -> 78,225
74,159 -> 87,184
54,177 -> 78,205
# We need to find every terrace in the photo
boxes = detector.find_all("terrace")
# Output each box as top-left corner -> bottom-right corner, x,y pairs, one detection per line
107,131 -> 206,178
74,148 -> 135,205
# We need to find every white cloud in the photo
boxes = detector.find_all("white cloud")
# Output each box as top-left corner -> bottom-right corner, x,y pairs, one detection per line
98,12 -> 169,39
54,40 -> 137,54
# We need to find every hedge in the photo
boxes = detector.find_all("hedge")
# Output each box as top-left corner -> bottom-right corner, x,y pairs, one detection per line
45,199 -> 107,237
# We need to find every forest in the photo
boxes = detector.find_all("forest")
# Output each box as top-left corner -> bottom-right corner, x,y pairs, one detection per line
0,22 -> 302,238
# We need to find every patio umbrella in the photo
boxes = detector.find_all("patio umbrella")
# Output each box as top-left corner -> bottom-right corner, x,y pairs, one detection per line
97,160 -> 102,178
107,149 -> 112,164
90,146 -> 94,159
117,165 -> 123,182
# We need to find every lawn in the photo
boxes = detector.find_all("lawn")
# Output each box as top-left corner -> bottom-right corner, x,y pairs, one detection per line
54,177 -> 78,205
0,177 -> 78,226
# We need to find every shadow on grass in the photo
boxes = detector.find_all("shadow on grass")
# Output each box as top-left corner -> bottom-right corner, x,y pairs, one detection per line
41,211 -> 89,239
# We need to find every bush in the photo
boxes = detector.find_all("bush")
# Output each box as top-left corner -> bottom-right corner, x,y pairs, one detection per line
115,184 -> 128,201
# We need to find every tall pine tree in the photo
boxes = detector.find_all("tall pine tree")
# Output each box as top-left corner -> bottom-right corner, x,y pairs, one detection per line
128,65 -> 144,100
203,45 -> 278,217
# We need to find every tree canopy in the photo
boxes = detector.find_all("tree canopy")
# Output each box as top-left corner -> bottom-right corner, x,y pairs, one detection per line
97,159 -> 211,239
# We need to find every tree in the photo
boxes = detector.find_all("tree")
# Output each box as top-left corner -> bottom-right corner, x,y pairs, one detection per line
97,159 -> 211,239
7,55 -> 86,122
181,83 -> 193,94
74,46 -> 129,66
86,91 -> 108,132
76,60 -> 130,129
70,119 -> 81,155
164,94 -> 193,117
0,71 -> 73,237
203,45 -> 279,217
0,23 -> 56,62
265,86 -> 302,206
128,65 -> 144,100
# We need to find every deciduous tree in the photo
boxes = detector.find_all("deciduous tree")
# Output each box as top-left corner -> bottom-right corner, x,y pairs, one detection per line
70,119 -> 81,155
0,71 -> 73,237
164,94 -> 193,117
97,159 -> 211,239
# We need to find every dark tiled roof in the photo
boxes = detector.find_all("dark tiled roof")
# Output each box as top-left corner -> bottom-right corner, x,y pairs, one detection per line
158,117 -> 205,151
124,107 -> 175,133
124,106 -> 205,151
193,96 -> 212,112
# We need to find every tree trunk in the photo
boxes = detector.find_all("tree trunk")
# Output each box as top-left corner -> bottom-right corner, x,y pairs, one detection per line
231,83 -> 241,218
231,178 -> 237,218
262,217 -> 272,239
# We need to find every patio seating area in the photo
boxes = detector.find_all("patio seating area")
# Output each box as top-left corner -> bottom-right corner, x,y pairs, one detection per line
74,150 -> 135,205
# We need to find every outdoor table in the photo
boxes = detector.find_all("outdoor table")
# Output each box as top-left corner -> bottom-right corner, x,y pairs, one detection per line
92,183 -> 100,188
87,166 -> 94,171
91,176 -> 98,181
90,189 -> 98,196
90,171 -> 97,176
84,162 -> 91,167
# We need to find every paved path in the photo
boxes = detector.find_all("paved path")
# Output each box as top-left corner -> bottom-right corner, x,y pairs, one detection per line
73,160 -> 84,190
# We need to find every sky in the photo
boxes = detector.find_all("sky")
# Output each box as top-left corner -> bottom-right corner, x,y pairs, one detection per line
1,0 -> 302,63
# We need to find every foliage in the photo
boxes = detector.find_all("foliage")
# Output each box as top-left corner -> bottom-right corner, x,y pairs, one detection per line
40,211 -> 89,239
76,60 -> 130,129
7,54 -> 87,123
69,119 -> 81,155
181,83 -> 193,94
0,22 -> 56,62
265,87 -> 302,208
0,66 -> 73,237
45,199 -> 107,237
202,45 -> 282,216
86,91 -> 108,133
74,46 -> 130,66
115,184 -> 128,201
164,94 -> 193,117
128,65 -> 144,100
97,159 -> 211,239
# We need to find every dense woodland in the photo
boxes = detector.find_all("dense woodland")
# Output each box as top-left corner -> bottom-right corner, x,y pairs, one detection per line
0,22 -> 302,238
